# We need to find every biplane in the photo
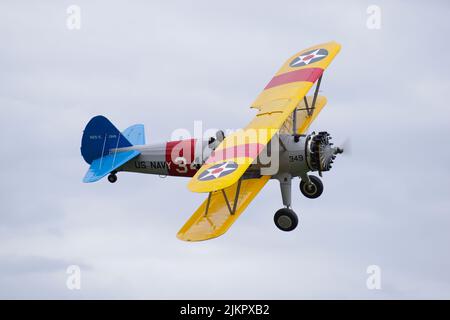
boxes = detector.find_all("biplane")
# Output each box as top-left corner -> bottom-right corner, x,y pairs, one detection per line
81,41 -> 343,241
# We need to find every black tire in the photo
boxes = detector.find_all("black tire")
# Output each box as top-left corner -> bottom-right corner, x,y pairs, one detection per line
274,208 -> 298,232
108,173 -> 117,183
300,175 -> 323,199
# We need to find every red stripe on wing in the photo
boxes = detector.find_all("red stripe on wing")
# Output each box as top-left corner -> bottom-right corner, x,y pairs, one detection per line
264,67 -> 323,90
206,143 -> 265,164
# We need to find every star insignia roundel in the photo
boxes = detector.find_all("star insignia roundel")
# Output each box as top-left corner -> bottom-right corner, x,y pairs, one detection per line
289,48 -> 328,68
198,161 -> 238,181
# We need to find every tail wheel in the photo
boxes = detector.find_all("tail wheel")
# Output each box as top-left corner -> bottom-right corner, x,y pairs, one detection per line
108,173 -> 117,183
300,175 -> 323,199
274,208 -> 298,232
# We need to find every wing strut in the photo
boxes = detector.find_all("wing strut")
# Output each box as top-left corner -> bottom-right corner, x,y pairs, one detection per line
310,74 -> 323,115
279,134 -> 288,151
203,192 -> 213,216
292,107 -> 297,134
297,74 -> 323,116
204,178 -> 243,216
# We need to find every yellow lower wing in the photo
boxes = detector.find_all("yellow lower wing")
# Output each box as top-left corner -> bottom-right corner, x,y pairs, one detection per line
177,176 -> 270,241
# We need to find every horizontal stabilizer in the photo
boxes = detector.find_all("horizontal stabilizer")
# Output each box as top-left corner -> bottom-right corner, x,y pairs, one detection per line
83,150 -> 140,183
122,124 -> 145,145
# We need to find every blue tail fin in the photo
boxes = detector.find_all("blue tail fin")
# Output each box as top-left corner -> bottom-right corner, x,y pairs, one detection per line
81,116 -> 133,164
81,116 -> 144,183
122,124 -> 146,146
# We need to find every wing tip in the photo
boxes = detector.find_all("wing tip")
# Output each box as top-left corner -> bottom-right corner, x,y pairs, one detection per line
176,233 -> 223,242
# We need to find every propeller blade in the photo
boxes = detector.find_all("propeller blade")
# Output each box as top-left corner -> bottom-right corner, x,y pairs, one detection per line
339,138 -> 352,156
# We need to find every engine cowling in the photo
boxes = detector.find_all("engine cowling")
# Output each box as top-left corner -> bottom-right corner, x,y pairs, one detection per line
306,131 -> 342,173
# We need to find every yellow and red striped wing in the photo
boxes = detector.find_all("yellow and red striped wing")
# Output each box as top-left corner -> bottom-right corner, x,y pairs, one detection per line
188,41 -> 341,193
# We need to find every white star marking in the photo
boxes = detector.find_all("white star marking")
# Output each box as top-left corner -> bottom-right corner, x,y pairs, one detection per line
199,162 -> 236,181
291,49 -> 326,67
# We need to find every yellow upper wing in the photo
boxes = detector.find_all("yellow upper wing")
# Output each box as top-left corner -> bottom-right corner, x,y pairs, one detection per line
188,41 -> 341,193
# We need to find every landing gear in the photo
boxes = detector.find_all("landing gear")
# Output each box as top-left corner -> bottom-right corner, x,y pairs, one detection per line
274,208 -> 298,231
108,172 -> 117,183
300,175 -> 323,199
274,173 -> 299,232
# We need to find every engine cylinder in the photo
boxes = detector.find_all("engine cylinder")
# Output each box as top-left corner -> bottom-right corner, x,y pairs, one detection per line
306,131 -> 337,172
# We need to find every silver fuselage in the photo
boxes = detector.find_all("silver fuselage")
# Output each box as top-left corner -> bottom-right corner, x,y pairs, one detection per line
116,134 -> 313,180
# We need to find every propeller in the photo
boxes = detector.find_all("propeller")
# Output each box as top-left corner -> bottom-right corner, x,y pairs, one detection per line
338,138 -> 352,156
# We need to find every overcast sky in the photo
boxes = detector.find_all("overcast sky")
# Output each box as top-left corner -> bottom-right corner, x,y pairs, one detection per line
0,0 -> 449,299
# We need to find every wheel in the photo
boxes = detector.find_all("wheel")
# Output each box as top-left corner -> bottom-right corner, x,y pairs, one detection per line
300,175 -> 323,199
274,208 -> 298,232
108,173 -> 117,183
